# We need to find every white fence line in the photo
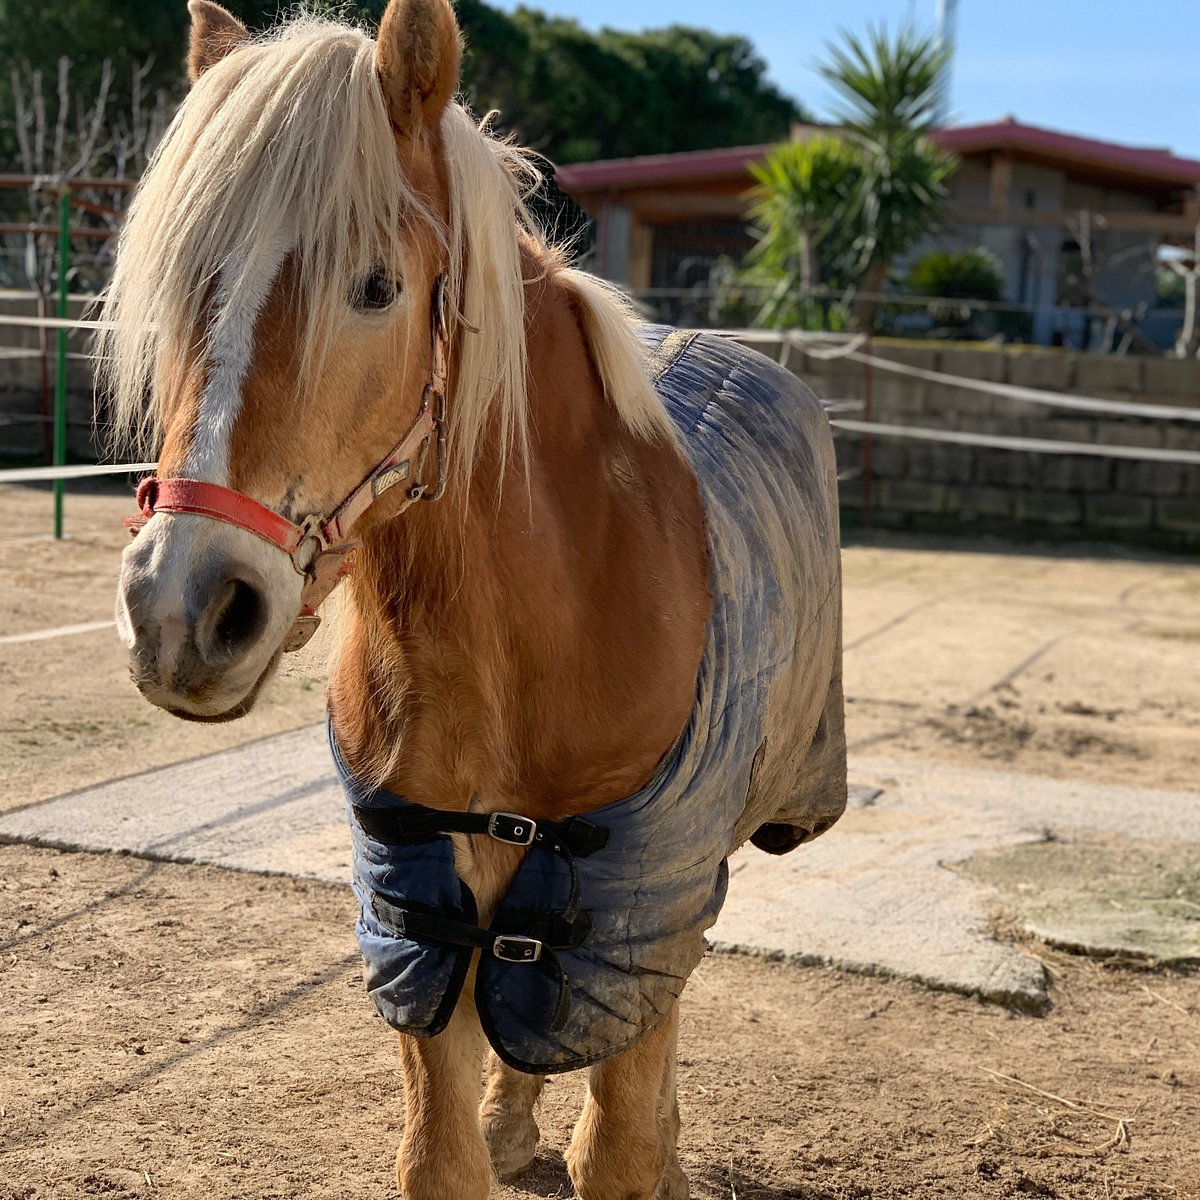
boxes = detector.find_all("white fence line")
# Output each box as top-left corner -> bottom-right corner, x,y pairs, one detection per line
3,417 -> 1198,486
845,350 -> 1200,424
0,321 -> 1197,480
0,462 -> 154,484
723,330 -> 1200,424
0,348 -> 98,361
0,313 -> 110,331
830,420 -> 1200,466
0,620 -> 115,646
2,314 -> 1197,421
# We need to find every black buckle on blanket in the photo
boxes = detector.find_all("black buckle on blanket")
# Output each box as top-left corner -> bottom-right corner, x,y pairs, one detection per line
493,934 -> 543,963
370,897 -> 591,967
488,812 -> 537,846
548,815 -> 609,857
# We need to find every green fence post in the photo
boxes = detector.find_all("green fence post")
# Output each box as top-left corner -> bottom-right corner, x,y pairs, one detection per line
52,185 -> 71,540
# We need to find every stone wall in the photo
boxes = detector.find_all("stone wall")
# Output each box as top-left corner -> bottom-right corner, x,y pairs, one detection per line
733,336 -> 1200,554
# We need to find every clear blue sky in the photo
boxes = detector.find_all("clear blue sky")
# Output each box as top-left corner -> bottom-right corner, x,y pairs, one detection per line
490,0 -> 1200,161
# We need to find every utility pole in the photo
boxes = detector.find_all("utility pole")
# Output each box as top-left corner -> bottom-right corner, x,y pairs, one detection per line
935,0 -> 959,128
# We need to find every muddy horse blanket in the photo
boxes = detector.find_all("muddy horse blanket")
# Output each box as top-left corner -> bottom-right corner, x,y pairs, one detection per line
336,326 -> 847,1074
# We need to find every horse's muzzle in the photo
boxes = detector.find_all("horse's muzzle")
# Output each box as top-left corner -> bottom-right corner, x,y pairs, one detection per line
116,512 -> 299,719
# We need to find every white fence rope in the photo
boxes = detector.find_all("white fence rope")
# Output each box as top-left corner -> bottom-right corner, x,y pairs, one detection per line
845,350 -> 1200,424
0,620 -> 115,646
0,320 -> 1196,479
0,348 -> 97,360
0,313 -> 111,331
0,462 -> 155,484
1,424 -> 1195,485
725,329 -> 1200,422
3,314 -> 1197,419
831,420 -> 1200,466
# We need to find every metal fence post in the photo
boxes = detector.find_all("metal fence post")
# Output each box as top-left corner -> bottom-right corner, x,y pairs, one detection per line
53,185 -> 70,539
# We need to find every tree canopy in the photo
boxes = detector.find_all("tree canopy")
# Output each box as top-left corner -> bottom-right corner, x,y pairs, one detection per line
455,2 -> 805,162
0,0 -> 805,171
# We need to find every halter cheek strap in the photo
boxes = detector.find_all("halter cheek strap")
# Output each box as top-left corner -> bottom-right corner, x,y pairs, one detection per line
125,274 -> 452,653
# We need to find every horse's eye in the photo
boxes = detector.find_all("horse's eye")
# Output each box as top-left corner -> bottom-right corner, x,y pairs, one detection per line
351,269 -> 400,312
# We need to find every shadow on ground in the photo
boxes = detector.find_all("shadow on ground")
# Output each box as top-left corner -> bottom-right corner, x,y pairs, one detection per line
504,1157 -> 844,1200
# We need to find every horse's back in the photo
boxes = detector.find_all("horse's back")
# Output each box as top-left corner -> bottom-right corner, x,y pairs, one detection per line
640,327 -> 847,850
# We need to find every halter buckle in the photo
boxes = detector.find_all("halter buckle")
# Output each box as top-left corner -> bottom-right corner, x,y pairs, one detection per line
281,613 -> 322,653
421,392 -> 448,504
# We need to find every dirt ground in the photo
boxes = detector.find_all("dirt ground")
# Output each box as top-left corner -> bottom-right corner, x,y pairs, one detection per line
0,484 -> 326,816
1,481 -> 1199,1198
2,846 -> 1197,1200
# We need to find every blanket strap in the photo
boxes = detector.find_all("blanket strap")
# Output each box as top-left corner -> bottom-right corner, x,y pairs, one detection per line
351,804 -> 610,857
370,895 -> 593,964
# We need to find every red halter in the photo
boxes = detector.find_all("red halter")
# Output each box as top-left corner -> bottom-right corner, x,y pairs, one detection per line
125,275 -> 452,653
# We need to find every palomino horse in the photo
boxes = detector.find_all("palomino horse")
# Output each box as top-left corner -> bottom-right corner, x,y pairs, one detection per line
105,2 -> 847,1196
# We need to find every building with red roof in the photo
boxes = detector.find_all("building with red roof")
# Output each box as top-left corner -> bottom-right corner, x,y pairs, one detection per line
555,119 -> 1200,346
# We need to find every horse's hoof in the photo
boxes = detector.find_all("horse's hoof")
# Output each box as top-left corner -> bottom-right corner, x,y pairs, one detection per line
483,1113 -> 540,1179
656,1163 -> 689,1200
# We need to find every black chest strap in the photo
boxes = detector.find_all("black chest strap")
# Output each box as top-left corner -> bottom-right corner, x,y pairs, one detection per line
352,799 -> 609,970
351,803 -> 609,857
370,894 -> 593,964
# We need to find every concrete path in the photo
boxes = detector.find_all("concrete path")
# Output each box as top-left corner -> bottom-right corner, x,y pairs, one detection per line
2,724 -> 1197,1010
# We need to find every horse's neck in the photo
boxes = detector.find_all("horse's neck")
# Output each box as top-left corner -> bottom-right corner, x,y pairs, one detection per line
329,268 -> 709,819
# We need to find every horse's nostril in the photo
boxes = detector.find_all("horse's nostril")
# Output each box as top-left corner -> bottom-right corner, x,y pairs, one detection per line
204,577 -> 267,662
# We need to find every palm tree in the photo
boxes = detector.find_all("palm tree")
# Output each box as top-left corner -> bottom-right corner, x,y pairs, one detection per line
819,25 -> 946,144
743,135 -> 865,328
819,25 -> 956,325
742,25 -> 955,331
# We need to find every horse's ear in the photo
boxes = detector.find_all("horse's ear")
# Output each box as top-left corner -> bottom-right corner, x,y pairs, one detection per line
187,0 -> 249,84
375,0 -> 461,138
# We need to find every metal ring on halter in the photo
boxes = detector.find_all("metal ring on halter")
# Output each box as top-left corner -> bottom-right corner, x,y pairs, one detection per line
291,513 -> 333,577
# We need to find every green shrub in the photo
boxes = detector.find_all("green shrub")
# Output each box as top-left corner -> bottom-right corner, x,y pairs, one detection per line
906,248 -> 1005,301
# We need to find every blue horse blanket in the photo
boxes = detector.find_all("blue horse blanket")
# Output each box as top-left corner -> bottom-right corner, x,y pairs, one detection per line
338,326 -> 847,1074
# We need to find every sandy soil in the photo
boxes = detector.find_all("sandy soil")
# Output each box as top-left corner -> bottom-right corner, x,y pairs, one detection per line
2,483 -> 1199,1199
2,846 -> 1197,1200
0,484 -> 326,816
840,533 -> 1200,794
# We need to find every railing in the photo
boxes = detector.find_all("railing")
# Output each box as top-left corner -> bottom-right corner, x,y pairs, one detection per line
0,175 -> 133,536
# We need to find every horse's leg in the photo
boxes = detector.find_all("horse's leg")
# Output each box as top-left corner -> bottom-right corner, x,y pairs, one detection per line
657,1010 -> 688,1200
565,1002 -> 687,1200
395,996 -> 491,1200
480,1053 -> 544,1178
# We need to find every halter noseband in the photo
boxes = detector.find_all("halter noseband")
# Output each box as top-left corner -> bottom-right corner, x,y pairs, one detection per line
125,274 -> 453,653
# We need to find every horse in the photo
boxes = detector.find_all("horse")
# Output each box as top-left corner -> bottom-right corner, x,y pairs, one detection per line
104,2 -> 847,1197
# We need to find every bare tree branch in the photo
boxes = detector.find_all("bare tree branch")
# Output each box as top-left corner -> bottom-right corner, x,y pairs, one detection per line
53,56 -> 70,172
32,67 -> 46,171
11,66 -> 34,173
68,57 -> 114,177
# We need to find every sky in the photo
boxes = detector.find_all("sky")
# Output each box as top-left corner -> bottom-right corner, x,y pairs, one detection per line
490,0 -> 1200,161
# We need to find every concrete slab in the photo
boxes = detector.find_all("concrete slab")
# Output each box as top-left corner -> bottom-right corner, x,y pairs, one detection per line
715,757 -> 1200,1009
2,725 -> 1198,1011
964,837 -> 1200,966
0,727 -> 350,881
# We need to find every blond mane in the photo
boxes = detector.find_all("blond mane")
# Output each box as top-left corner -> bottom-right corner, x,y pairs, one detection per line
98,14 -> 673,480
